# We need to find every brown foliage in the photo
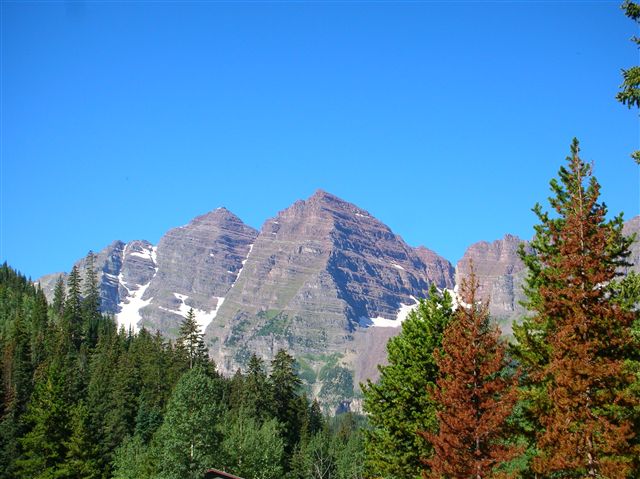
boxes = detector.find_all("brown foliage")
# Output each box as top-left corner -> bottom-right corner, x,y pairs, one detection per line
419,272 -> 520,479
530,143 -> 638,477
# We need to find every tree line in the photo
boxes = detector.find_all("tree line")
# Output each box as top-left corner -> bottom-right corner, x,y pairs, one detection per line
0,259 -> 364,479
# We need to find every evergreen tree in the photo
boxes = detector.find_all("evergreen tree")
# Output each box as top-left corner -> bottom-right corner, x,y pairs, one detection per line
176,309 -> 209,370
240,354 -> 272,423
515,139 -> 639,477
155,366 -> 224,479
420,274 -> 520,478
52,275 -> 66,319
58,401 -> 101,479
0,300 -> 35,478
16,366 -> 71,477
82,251 -> 102,347
270,349 -> 303,463
362,286 -> 453,479
63,266 -> 84,350
618,1 -> 640,164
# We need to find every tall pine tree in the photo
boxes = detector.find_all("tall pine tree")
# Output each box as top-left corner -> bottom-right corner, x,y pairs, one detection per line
176,309 -> 209,371
362,286 -> 453,479
420,274 -> 520,478
515,139 -> 639,477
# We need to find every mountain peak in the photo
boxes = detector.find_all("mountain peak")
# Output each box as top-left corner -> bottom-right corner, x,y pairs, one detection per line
308,189 -> 342,204
189,206 -> 244,226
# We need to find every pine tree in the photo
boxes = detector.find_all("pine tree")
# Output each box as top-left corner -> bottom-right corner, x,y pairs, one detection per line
618,1 -> 640,164
516,139 -> 639,477
52,275 -> 66,319
420,274 -> 520,478
362,286 -> 453,479
176,309 -> 209,370
58,401 -> 101,479
82,251 -> 102,348
63,265 -> 84,350
240,354 -> 272,423
16,366 -> 71,477
270,349 -> 303,463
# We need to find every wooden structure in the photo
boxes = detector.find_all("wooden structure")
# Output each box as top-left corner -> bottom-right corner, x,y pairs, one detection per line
204,468 -> 245,479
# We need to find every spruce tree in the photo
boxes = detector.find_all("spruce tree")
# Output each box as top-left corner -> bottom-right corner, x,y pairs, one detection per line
63,265 -> 84,350
618,1 -> 640,164
16,366 -> 71,477
240,354 -> 272,422
270,349 -> 303,463
362,286 -> 453,479
420,275 -> 520,478
515,139 -> 639,477
82,251 -> 102,347
52,275 -> 66,319
176,308 -> 209,370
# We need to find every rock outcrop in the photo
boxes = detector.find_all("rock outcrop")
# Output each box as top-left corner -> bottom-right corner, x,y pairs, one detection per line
455,234 -> 528,333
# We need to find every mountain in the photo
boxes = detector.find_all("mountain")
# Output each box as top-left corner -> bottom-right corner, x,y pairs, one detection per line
203,190 -> 454,385
39,209 -> 258,336
455,215 -> 640,335
455,234 -> 529,333
36,191 -> 639,408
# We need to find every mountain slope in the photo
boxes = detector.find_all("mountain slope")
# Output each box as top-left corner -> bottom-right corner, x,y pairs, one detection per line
205,190 -> 454,376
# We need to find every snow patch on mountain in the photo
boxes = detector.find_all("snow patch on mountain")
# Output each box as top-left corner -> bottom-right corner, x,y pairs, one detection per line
359,296 -> 419,328
116,282 -> 152,333
231,244 -> 254,288
114,241 -> 159,333
160,293 -> 226,330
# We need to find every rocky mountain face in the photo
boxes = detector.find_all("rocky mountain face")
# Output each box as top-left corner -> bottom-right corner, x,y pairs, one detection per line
134,208 -> 258,335
39,209 -> 258,336
204,191 -> 455,390
454,216 -> 640,335
36,191 -> 639,410
455,234 -> 529,333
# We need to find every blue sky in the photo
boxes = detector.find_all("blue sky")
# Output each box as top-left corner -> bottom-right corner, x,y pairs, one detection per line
2,1 -> 639,279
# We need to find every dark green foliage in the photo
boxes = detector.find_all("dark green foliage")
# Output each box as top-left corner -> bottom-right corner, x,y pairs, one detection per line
362,286 -> 453,479
238,354 -> 272,422
176,308 -> 210,371
82,252 -> 102,348
618,1 -> 640,164
16,365 -> 71,478
52,275 -> 66,319
63,265 -> 84,350
270,348 -> 304,463
0,262 -> 365,478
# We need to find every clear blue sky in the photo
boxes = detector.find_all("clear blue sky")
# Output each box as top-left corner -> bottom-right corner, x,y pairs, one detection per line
2,1 -> 639,279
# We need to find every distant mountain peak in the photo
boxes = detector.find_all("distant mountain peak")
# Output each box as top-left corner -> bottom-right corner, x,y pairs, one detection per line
188,206 -> 246,227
